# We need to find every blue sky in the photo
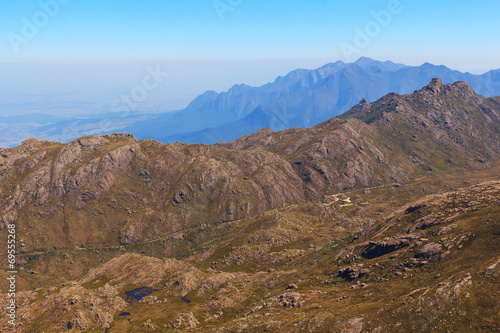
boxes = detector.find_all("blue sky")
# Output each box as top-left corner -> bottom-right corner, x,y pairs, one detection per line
0,0 -> 499,111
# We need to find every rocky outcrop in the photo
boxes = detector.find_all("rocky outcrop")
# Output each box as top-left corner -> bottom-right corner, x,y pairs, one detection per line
273,292 -> 305,307
0,282 -> 126,332
361,237 -> 413,259
119,219 -> 146,245
338,265 -> 371,280
415,242 -> 444,261
424,78 -> 443,94
167,312 -> 199,329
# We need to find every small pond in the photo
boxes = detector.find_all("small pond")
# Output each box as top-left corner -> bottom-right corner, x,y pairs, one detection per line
125,287 -> 158,303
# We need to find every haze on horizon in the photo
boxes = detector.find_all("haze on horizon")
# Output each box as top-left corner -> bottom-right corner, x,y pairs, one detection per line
0,0 -> 499,115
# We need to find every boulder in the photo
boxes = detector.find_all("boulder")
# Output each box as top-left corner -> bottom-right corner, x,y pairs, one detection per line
338,265 -> 370,280
361,237 -> 411,259
415,242 -> 443,261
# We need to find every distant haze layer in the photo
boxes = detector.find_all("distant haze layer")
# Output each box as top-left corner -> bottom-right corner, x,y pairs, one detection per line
1,58 -> 500,148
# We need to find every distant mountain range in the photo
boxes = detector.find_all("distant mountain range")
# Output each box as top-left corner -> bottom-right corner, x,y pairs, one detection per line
1,57 -> 500,147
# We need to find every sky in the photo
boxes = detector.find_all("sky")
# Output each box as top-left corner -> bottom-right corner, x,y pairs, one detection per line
0,0 -> 499,113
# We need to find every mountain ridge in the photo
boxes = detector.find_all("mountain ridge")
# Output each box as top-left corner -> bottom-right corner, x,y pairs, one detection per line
1,78 -> 498,252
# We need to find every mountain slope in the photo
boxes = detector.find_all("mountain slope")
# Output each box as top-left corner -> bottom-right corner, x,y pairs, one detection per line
0,79 -> 498,254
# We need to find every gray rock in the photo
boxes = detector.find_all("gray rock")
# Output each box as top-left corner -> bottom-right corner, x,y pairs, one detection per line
415,242 -> 443,260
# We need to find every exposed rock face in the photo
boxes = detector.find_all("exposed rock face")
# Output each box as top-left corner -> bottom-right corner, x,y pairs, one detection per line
361,237 -> 412,259
197,273 -> 236,295
451,81 -> 475,98
416,242 -> 443,261
425,78 -> 443,94
344,317 -> 364,333
119,219 -> 146,245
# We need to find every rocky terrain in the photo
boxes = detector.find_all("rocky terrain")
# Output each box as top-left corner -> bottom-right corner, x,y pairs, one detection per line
0,79 -> 499,332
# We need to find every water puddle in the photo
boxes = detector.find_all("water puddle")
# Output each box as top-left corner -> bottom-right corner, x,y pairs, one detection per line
180,296 -> 191,304
104,312 -> 132,331
125,287 -> 158,303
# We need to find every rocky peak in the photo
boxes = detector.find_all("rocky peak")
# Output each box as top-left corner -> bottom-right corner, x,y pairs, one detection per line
21,138 -> 42,146
358,97 -> 371,110
102,132 -> 137,141
252,127 -> 274,137
449,81 -> 475,98
229,127 -> 275,148
77,136 -> 108,148
424,78 -> 444,95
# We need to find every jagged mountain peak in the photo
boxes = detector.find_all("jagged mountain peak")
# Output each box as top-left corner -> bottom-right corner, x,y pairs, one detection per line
415,78 -> 476,99
338,78 -> 495,132
423,77 -> 444,94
